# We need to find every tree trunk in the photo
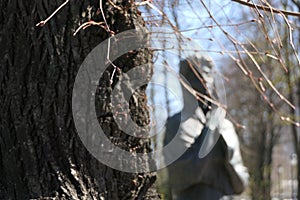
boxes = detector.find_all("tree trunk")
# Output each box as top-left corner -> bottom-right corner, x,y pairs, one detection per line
250,124 -> 266,200
0,0 -> 160,199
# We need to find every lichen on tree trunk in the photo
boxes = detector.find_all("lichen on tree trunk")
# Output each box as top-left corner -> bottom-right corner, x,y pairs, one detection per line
0,0 -> 160,199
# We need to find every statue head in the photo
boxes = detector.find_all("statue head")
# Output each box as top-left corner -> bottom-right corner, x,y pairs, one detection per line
179,55 -> 215,114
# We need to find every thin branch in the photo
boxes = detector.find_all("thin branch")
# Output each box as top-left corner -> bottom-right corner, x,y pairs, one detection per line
136,0 -> 163,16
163,60 -> 226,109
99,0 -> 111,34
291,0 -> 300,10
178,19 -> 257,33
36,0 -> 70,27
107,0 -> 122,11
280,12 -> 300,66
200,0 -> 296,111
232,0 -> 300,17
73,21 -> 106,36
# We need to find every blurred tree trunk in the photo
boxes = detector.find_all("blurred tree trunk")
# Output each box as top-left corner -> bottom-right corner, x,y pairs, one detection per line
243,107 -> 275,200
291,1 -> 300,199
223,58 -> 280,200
283,1 -> 300,198
0,0 -> 159,199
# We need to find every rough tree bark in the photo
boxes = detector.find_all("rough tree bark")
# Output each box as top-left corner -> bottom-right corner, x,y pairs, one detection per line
0,0 -> 160,199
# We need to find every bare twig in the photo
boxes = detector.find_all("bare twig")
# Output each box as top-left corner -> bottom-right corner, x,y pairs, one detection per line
144,0 -> 300,127
73,21 -> 106,36
232,0 -> 300,17
99,0 -> 111,34
36,0 -> 70,27
200,0 -> 296,111
136,0 -> 163,16
280,12 -> 300,66
107,0 -> 122,11
163,60 -> 226,109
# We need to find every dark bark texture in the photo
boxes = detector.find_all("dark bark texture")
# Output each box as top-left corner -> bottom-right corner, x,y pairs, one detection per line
0,0 -> 160,199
